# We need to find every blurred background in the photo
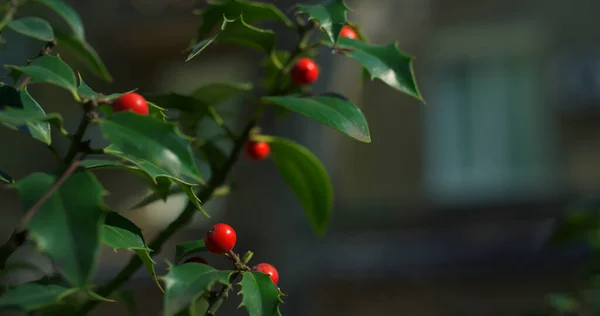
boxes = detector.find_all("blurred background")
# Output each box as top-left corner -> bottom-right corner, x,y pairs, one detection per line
1,0 -> 598,315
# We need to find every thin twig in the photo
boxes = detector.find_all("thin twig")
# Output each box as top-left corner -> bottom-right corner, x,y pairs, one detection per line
20,159 -> 82,227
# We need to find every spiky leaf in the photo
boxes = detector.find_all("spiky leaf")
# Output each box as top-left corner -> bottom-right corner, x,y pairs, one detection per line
163,264 -> 233,316
195,0 -> 292,42
5,55 -> 78,99
335,37 -> 423,101
0,283 -> 77,312
187,15 -> 275,61
174,240 -> 207,264
238,272 -> 282,316
297,0 -> 350,44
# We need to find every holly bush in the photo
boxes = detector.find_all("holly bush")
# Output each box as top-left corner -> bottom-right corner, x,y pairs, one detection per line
0,0 -> 423,315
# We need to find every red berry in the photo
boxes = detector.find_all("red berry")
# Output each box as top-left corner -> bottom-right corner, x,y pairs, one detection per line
339,26 -> 358,40
291,57 -> 319,86
244,141 -> 270,161
113,92 -> 149,115
253,263 -> 279,285
204,223 -> 236,254
184,257 -> 208,265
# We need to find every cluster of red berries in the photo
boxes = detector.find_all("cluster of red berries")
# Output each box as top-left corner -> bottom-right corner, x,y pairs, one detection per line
184,223 -> 280,285
290,25 -> 358,87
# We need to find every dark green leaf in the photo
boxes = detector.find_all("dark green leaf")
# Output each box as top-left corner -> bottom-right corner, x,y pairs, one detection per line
179,183 -> 209,217
174,240 -> 206,264
297,0 -> 350,44
0,283 -> 77,312
102,212 -> 150,251
144,93 -> 210,116
255,136 -> 333,236
547,293 -> 579,312
195,0 -> 292,42
7,17 -> 54,42
163,264 -> 232,316
0,169 -> 13,183
76,73 -> 98,99
262,95 -> 370,143
55,30 -> 112,82
189,296 -> 210,316
13,170 -> 107,286
5,55 -> 78,99
187,15 -> 276,61
99,112 -> 203,184
7,68 -> 23,84
192,82 -> 253,105
335,37 -> 424,101
238,271 -> 282,316
35,0 -> 85,40
0,85 -> 56,144
81,159 -> 206,216
549,211 -> 598,246
113,289 -> 136,316
0,108 -> 65,144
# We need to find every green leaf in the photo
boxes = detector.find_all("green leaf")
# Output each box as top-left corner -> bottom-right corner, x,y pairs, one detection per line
55,30 -> 112,82
549,211 -> 597,246
547,293 -> 579,312
0,85 -> 55,144
174,240 -> 206,264
262,94 -> 370,143
163,264 -> 233,316
13,170 -> 107,287
76,73 -> 97,99
5,55 -> 78,99
297,0 -> 350,44
113,289 -> 136,316
0,108 -> 64,144
7,17 -> 54,42
238,272 -> 282,316
335,37 -> 424,101
187,15 -> 276,62
195,0 -> 292,42
81,159 -> 206,215
102,212 -> 150,251
0,283 -> 77,312
99,112 -> 203,184
192,82 -> 253,105
255,136 -> 333,236
144,93 -> 210,116
35,0 -> 85,40
0,169 -> 13,183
